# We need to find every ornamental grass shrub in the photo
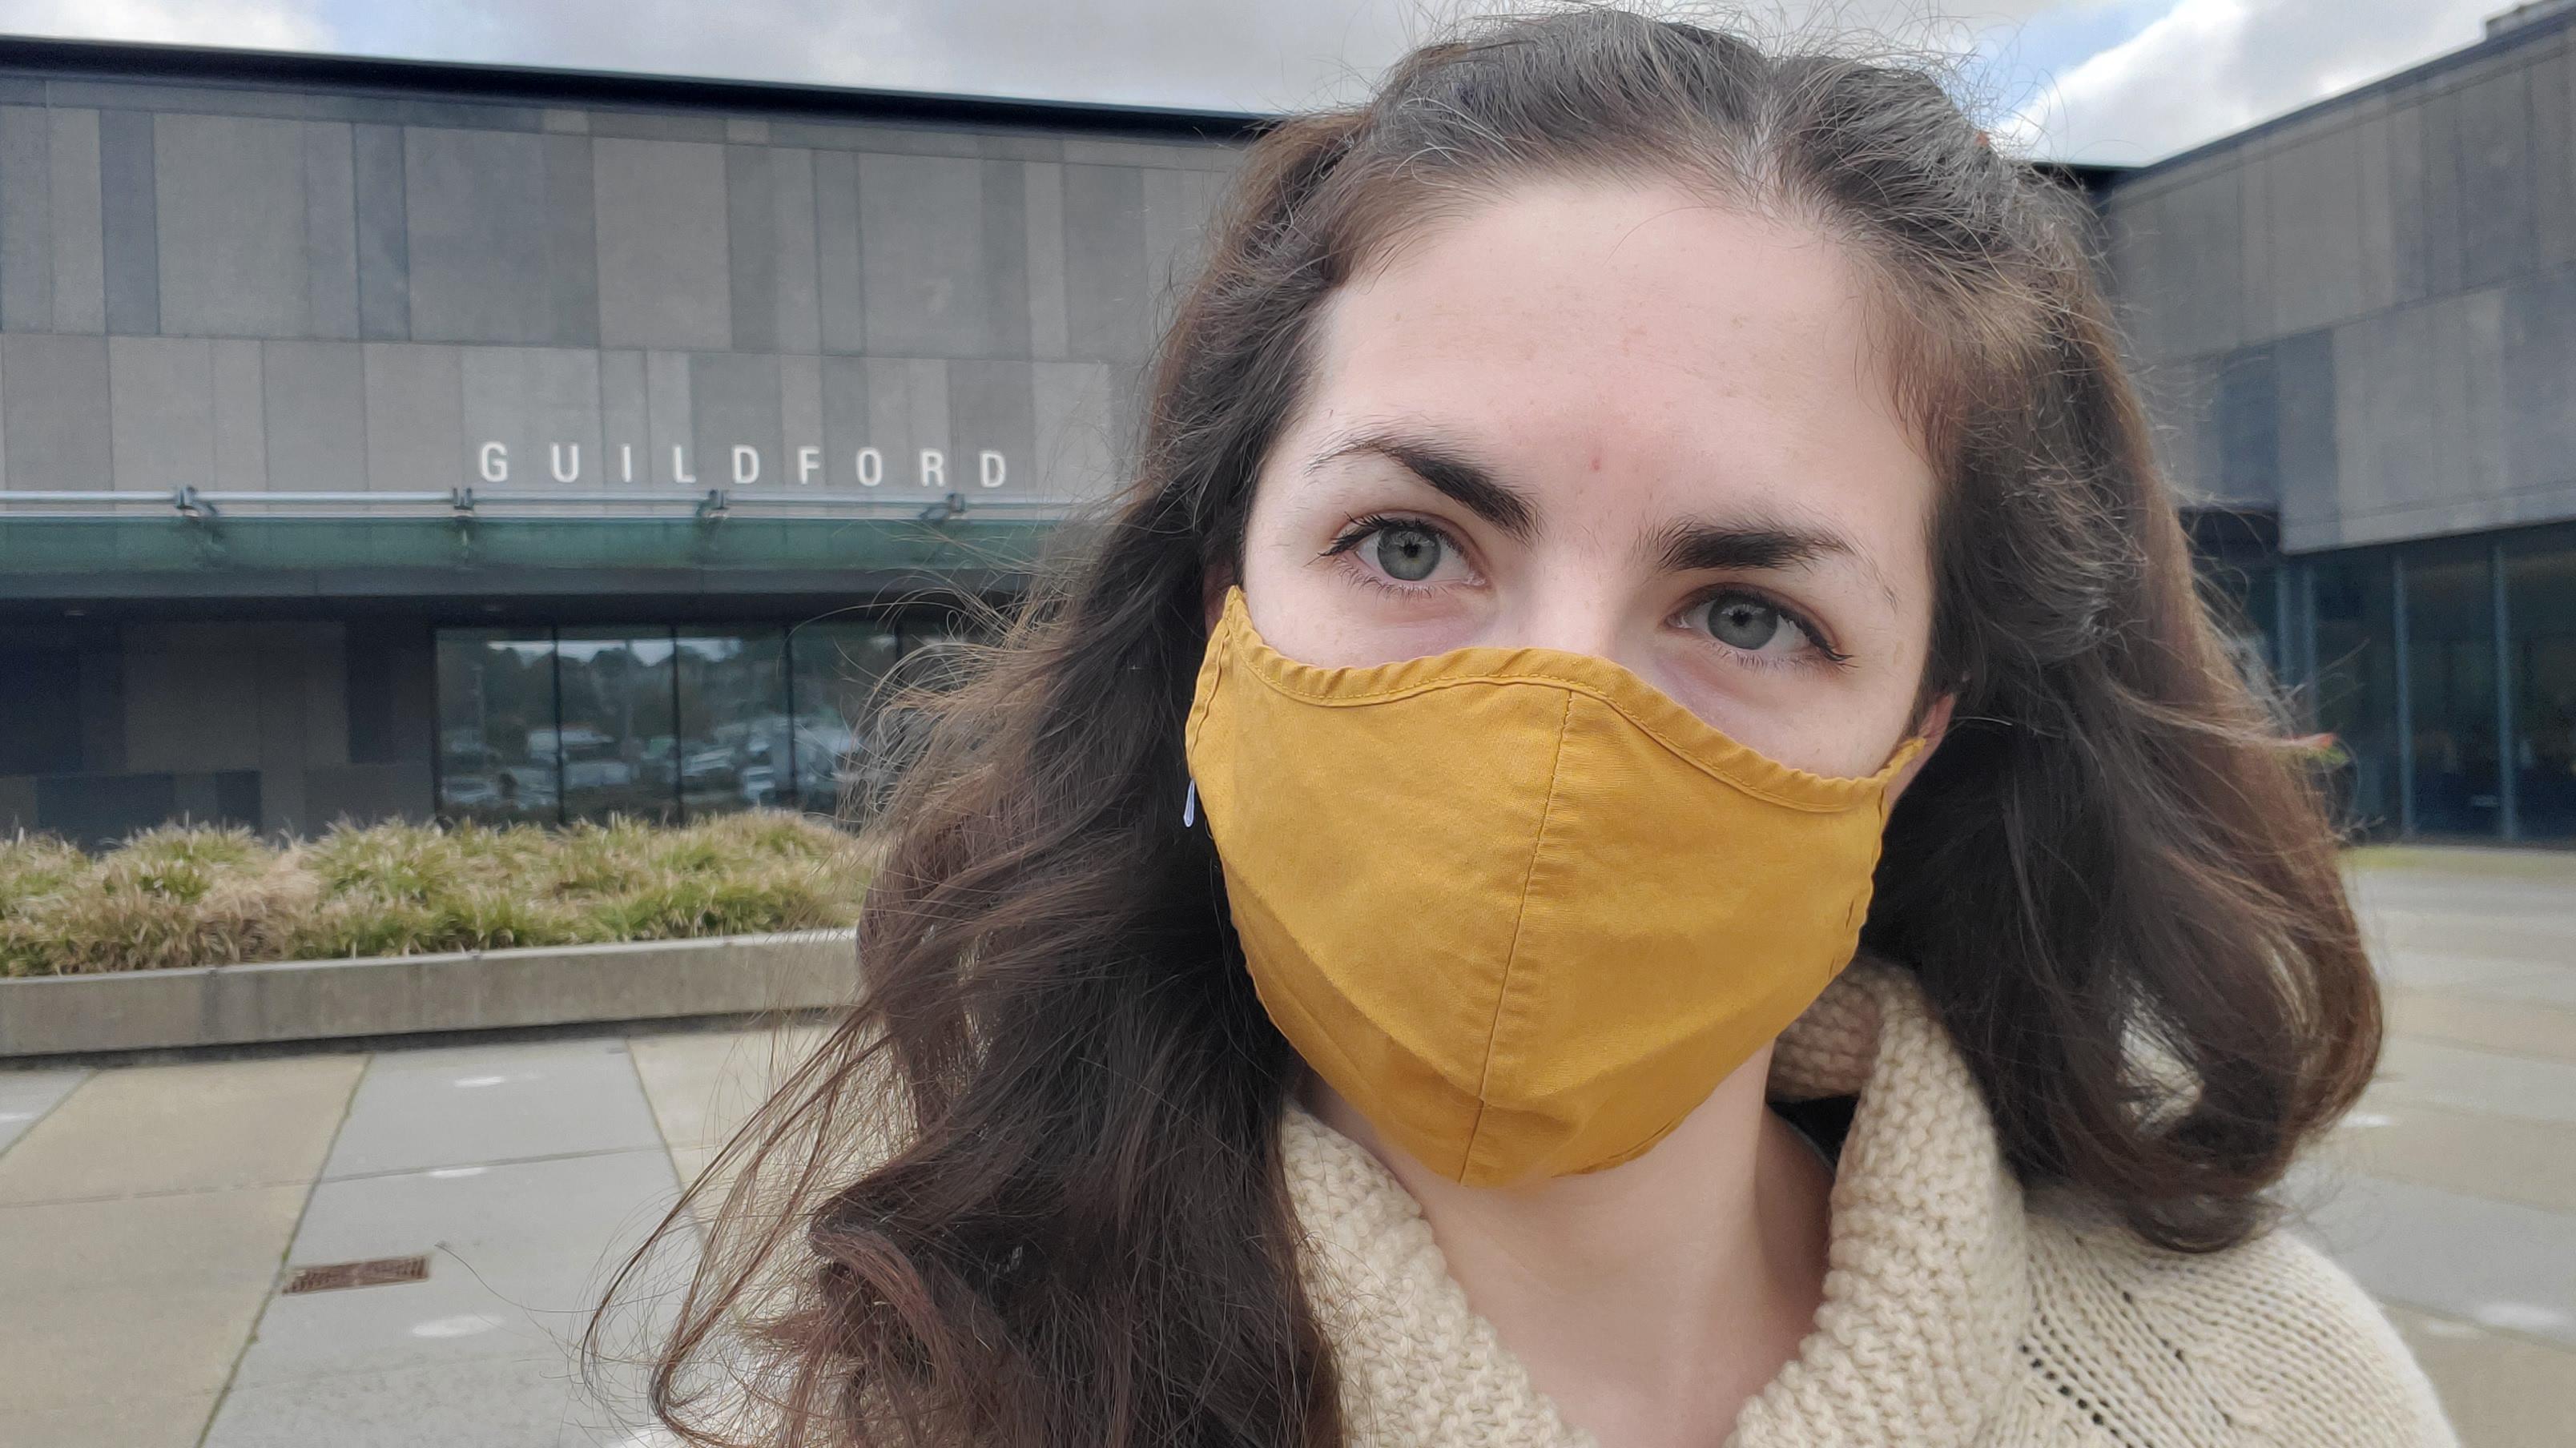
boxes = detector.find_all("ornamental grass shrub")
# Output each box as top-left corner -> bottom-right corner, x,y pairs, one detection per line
0,811 -> 870,978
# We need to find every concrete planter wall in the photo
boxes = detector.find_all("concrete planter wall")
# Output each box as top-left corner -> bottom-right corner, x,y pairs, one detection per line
0,929 -> 860,1060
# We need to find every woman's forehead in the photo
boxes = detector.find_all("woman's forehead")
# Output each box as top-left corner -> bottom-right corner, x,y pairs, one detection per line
1297,180 -> 1937,579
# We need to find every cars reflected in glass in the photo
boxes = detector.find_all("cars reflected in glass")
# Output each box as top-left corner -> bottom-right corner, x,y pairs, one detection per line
432,617 -> 985,827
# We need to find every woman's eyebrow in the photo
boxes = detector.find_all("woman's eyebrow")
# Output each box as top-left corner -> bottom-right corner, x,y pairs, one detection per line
1305,427 -> 1538,541
1306,425 -> 1896,609
1643,515 -> 1898,609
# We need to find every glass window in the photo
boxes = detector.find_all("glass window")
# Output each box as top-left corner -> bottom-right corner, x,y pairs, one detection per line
2509,525 -> 2576,841
2243,565 -> 2281,682
675,627 -> 790,818
2309,553 -> 2401,838
2195,556 -> 2284,715
556,627 -> 678,824
434,629 -> 561,825
788,620 -> 901,819
2403,544 -> 2502,838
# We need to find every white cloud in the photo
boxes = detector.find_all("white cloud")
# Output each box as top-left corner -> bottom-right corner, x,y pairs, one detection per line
1999,0 -> 2500,164
0,0 -> 2524,171
0,0 -> 327,51
270,2 -> 2068,116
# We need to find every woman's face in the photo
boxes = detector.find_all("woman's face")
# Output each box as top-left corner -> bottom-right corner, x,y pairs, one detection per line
1232,177 -> 1950,784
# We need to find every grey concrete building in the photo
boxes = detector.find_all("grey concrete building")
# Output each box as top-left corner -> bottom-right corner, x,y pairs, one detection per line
2103,0 -> 2576,842
0,38 -> 1253,843
6,13 -> 2576,848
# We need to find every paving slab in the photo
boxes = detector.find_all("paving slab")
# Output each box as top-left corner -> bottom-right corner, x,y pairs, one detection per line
0,1065 -> 87,1155
321,1036 -> 667,1180
2371,1036 -> 2576,1124
2288,1162 -> 2576,1349
2385,986 -> 2576,1065
2324,1096 -> 2576,1215
626,1022 -> 830,1207
0,1185 -> 308,1418
202,1338 -> 662,1448
2383,1301 -> 2576,1448
230,1148 -> 686,1385
2375,947 -> 2576,1004
0,1052 -> 361,1204
626,1024 -> 828,1155
0,1388 -> 221,1448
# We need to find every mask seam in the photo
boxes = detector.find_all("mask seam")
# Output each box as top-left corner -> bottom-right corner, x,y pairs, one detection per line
1458,688 -> 1577,1184
1214,586 -> 1918,812
1184,617 -> 1229,766
1243,664 -> 1911,815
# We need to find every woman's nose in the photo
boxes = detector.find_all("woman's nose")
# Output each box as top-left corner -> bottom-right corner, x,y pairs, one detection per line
1491,589 -> 1631,666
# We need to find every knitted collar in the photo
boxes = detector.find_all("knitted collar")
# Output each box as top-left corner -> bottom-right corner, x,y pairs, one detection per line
1281,955 -> 2033,1448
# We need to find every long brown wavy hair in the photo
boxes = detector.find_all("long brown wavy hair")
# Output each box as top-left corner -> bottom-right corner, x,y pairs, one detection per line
586,9 -> 2380,1446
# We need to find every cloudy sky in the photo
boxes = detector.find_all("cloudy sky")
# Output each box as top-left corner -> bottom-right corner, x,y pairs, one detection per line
0,0 -> 2528,165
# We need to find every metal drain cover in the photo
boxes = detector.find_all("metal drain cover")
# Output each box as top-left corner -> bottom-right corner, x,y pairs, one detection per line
281,1254 -> 430,1294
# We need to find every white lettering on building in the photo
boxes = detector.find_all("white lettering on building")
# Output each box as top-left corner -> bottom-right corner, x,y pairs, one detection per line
465,440 -> 1013,493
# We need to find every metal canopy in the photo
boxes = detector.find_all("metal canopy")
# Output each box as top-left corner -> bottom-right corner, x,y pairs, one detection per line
0,492 -> 1073,601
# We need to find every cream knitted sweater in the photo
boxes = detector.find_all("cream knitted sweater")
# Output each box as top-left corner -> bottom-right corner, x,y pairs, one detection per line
1285,955 -> 2460,1447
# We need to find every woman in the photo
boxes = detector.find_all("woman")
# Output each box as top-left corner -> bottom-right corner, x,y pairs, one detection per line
594,10 -> 2456,1446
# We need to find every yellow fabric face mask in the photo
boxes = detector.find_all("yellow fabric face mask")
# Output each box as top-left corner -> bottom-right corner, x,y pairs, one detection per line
1183,585 -> 1926,1189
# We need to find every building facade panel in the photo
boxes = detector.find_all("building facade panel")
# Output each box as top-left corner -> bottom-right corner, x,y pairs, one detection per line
769,147 -> 823,355
153,114 -> 316,336
2260,124 -> 2369,337
948,358 -> 1037,492
2270,328 -> 2340,529
811,147 -> 864,354
46,105 -> 103,333
687,350 -> 783,487
724,141 -> 780,353
106,333 -> 214,492
2,330 -> 107,488
402,125 -> 560,344
362,340 -> 465,493
855,151 -> 1008,357
0,104 -> 56,330
302,119 -> 360,339
594,135 -> 731,350
460,344 -> 604,489
863,355 -> 950,485
351,121 -> 409,339
2454,66 -> 2538,293
2500,266 -> 2576,488
2109,14 -> 2576,553
96,104 -> 156,334
260,339 -> 368,491
1060,162 -> 1150,364
209,337 -> 266,489
2534,41 -> 2576,272
2349,109 -> 2403,316
0,43 -> 1244,843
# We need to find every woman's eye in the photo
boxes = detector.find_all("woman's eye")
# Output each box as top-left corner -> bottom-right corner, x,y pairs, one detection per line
1696,592 -> 1805,654
1371,524 -> 1447,582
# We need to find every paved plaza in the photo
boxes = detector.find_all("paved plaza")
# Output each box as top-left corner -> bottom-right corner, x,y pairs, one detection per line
0,848 -> 2569,1446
